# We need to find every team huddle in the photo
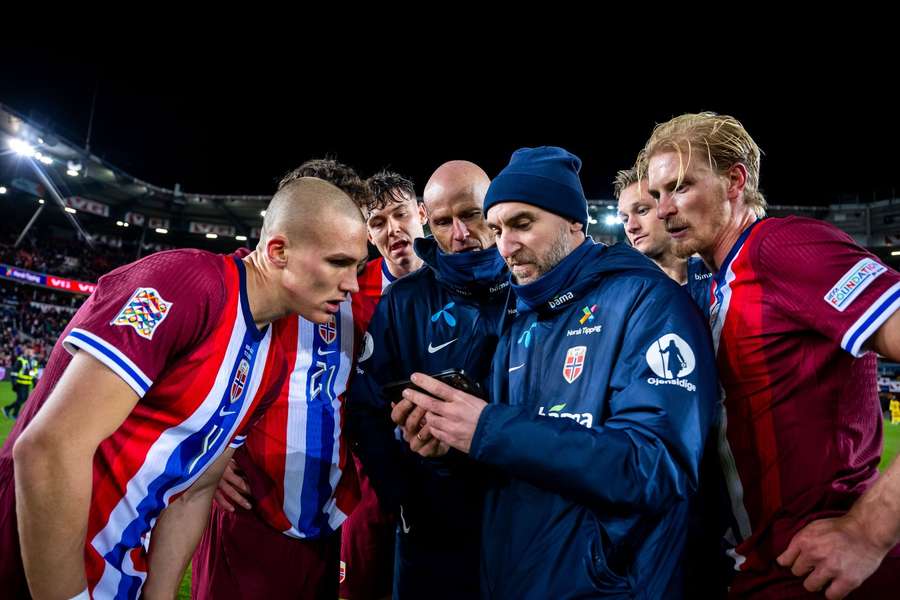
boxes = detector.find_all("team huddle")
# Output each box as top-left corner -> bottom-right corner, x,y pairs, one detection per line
1,112 -> 899,600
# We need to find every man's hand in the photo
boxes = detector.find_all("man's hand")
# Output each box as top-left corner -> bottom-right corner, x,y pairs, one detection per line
213,459 -> 252,511
402,373 -> 487,454
391,398 -> 449,458
777,514 -> 889,599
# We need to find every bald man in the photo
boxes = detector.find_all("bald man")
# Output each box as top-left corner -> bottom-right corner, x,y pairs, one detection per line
0,177 -> 368,600
348,161 -> 511,599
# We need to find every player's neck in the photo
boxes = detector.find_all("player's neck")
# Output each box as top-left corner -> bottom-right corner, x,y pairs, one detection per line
654,253 -> 688,285
241,251 -> 282,329
709,206 -> 758,272
389,255 -> 423,278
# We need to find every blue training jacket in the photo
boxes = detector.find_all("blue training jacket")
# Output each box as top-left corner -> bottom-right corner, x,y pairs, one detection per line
470,239 -> 717,599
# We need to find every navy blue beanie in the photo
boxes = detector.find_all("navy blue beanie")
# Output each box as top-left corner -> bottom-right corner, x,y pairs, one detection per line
484,146 -> 587,229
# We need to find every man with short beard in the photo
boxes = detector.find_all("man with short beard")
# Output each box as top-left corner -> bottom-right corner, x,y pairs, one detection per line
402,146 -> 717,598
644,112 -> 900,599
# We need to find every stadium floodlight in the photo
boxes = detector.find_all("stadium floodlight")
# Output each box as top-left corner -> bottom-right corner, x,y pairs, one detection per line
604,215 -> 619,226
606,205 -> 615,210
38,199 -> 45,204
892,250 -> 900,257
64,207 -> 77,214
67,160 -> 83,177
588,217 -> 598,225
0,186 -> 6,194
260,210 -> 266,217
67,169 -> 79,177
155,228 -> 168,234
206,233 -> 218,239
10,138 -> 36,157
235,235 -> 248,241
39,155 -> 53,165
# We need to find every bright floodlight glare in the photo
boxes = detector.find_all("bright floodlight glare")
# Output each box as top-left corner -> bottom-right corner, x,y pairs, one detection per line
65,207 -> 77,214
156,228 -> 168,234
10,139 -> 36,157
206,233 -> 218,239
604,215 -> 619,226
235,235 -> 247,241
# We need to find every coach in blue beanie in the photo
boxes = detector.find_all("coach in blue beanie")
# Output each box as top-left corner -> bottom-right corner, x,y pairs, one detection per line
483,146 -> 588,229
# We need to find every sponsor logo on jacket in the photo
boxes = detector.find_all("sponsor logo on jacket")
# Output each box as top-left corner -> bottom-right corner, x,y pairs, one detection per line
645,333 -> 696,392
548,291 -> 574,309
537,402 -> 593,428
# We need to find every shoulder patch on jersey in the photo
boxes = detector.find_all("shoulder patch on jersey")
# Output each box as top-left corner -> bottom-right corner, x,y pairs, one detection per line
110,287 -> 173,340
824,258 -> 886,312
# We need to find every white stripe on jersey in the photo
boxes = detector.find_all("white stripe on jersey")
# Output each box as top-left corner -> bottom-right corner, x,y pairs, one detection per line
283,317 -> 315,538
91,316 -> 272,597
64,328 -> 153,397
841,281 -> 900,357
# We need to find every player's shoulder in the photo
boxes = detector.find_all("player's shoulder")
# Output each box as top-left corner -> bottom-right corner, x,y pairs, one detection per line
108,248 -> 228,279
755,215 -> 851,246
94,249 -> 231,313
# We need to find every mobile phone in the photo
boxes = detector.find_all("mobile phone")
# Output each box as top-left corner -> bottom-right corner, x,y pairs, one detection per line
381,368 -> 483,404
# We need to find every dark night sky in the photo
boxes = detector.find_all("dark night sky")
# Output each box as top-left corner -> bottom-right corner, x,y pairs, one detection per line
1,48 -> 897,206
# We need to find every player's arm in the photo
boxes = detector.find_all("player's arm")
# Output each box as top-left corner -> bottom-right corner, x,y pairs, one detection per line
778,322 -> 900,600
778,285 -> 900,598
13,351 -> 141,599
142,447 -> 235,599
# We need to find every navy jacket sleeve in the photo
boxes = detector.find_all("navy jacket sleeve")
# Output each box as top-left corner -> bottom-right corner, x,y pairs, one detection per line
470,283 -> 717,515
346,289 -> 411,510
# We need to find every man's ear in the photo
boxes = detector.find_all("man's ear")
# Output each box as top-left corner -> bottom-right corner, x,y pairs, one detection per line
265,235 -> 288,268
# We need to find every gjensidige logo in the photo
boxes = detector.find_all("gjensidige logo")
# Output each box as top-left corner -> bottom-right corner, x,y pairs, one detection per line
645,333 -> 696,392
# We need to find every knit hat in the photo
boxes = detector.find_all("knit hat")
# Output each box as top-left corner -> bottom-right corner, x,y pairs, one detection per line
484,146 -> 587,229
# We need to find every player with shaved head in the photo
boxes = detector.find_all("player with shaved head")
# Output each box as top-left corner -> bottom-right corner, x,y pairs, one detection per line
0,173 -> 368,599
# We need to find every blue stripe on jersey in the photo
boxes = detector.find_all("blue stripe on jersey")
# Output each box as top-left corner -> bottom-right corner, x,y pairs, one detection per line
67,330 -> 152,395
297,315 -> 341,537
845,286 -> 900,355
108,327 -> 264,599
713,219 -> 761,292
381,257 -> 397,283
234,256 -> 268,342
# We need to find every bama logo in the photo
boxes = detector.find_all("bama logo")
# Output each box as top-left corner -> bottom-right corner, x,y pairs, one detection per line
645,334 -> 697,392
490,280 -> 510,294
548,291 -> 574,309
824,258 -> 886,312
537,402 -> 593,428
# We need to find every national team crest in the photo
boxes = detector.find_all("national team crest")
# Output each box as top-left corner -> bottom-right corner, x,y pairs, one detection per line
111,287 -> 172,340
230,358 -> 250,403
318,317 -> 337,345
563,346 -> 587,384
